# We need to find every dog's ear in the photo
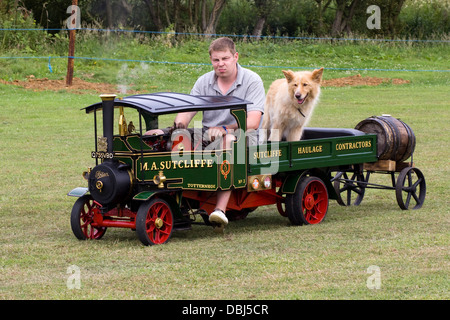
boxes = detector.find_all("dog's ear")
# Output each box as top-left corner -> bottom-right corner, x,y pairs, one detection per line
312,67 -> 324,83
282,70 -> 295,82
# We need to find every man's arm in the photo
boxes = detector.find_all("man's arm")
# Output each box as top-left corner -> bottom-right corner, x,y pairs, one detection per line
221,110 -> 261,131
174,111 -> 197,129
246,110 -> 262,130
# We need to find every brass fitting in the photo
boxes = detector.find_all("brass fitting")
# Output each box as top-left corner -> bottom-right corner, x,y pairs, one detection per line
153,170 -> 166,189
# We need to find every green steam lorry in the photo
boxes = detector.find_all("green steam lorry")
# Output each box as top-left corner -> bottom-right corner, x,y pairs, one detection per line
68,93 -> 425,245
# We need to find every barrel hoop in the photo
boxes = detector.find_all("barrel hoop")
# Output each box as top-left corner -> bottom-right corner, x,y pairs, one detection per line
381,116 -> 401,161
397,118 -> 416,161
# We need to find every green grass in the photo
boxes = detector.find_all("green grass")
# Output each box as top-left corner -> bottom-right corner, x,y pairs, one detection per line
0,37 -> 449,300
1,35 -> 449,88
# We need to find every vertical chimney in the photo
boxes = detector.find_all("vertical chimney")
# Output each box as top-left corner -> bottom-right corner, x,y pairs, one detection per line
100,94 -> 117,155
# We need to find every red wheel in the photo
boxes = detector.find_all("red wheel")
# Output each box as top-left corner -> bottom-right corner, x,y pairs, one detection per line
70,195 -> 107,240
276,192 -> 288,217
287,176 -> 329,225
136,198 -> 174,245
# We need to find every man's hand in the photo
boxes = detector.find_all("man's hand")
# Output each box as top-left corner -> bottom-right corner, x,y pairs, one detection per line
144,129 -> 164,135
144,122 -> 185,136
208,126 -> 227,141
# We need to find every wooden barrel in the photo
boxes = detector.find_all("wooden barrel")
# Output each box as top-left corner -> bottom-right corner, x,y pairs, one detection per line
355,115 -> 415,162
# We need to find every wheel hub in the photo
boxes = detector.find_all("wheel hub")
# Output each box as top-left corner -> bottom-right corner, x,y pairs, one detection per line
304,194 -> 315,210
154,217 -> 164,229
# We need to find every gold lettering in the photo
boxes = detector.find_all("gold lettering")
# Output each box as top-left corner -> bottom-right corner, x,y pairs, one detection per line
336,140 -> 372,151
253,149 -> 282,160
298,145 -> 323,155
187,183 -> 216,189
141,158 -> 218,171
95,170 -> 109,179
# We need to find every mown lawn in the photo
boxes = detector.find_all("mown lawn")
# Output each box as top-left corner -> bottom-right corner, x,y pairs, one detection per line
0,38 -> 448,300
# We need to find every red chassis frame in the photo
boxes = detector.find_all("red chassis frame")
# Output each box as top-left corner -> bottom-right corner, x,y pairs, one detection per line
182,178 -> 284,215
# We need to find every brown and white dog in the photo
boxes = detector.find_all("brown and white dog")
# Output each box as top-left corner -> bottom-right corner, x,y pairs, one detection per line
261,68 -> 323,141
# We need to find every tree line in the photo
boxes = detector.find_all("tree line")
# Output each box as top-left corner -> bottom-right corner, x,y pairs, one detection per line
2,0 -> 449,39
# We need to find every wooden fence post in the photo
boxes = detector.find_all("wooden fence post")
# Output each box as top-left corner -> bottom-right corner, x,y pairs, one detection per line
66,0 -> 78,86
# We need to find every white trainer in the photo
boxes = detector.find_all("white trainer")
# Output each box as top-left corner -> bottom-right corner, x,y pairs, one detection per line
209,209 -> 228,226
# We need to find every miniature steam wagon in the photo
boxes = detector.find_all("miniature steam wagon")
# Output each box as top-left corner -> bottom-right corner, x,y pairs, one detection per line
68,93 -> 425,245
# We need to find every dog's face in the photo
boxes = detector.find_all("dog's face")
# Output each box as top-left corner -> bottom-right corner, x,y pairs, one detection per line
282,68 -> 323,105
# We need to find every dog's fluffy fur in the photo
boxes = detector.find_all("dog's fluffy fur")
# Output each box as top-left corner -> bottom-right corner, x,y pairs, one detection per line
261,68 -> 323,141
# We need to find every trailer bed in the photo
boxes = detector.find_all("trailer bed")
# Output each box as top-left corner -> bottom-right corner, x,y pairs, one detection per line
249,128 -> 378,175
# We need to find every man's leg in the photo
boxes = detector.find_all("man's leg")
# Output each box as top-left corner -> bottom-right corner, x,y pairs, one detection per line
209,190 -> 231,227
215,190 -> 232,212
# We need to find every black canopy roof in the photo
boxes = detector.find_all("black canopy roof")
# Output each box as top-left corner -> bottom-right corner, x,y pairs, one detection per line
84,92 -> 251,115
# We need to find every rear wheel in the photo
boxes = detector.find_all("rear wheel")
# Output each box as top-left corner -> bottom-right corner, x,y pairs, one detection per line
136,198 -> 174,245
276,191 -> 288,217
70,195 -> 107,240
287,176 -> 329,225
396,167 -> 426,210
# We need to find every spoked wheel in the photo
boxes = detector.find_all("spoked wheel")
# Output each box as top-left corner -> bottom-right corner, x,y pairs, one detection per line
276,191 -> 288,217
70,195 -> 107,240
333,167 -> 366,206
396,167 -> 426,210
136,198 -> 174,246
287,176 -> 329,225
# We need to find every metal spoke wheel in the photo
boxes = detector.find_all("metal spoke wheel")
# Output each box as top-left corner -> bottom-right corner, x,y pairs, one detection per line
70,195 -> 107,240
287,176 -> 329,225
396,167 -> 426,210
333,168 -> 366,206
136,198 -> 174,245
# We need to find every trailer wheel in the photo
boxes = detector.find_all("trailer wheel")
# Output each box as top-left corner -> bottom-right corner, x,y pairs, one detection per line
136,198 -> 174,245
70,195 -> 107,240
287,176 -> 329,225
396,167 -> 426,210
333,167 -> 366,206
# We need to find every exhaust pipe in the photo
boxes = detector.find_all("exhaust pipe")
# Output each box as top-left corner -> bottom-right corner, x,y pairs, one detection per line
99,94 -> 117,157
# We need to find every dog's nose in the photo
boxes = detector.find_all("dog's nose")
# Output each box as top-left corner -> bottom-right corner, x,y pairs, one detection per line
295,94 -> 302,99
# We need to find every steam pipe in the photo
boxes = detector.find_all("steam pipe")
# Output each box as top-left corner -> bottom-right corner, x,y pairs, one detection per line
100,94 -> 117,156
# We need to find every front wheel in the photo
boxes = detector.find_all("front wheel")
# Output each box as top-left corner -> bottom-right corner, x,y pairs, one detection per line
70,195 -> 107,240
287,176 -> 329,225
136,198 -> 174,246
333,168 -> 366,206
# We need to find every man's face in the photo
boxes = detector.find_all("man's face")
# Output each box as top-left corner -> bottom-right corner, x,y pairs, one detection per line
210,49 -> 239,79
